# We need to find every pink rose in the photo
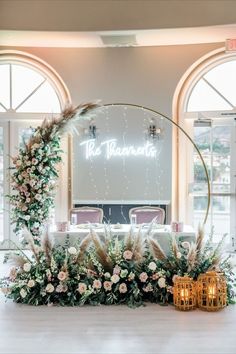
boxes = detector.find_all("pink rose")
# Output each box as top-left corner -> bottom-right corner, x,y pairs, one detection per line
77,282 -> 87,294
57,271 -> 67,281
93,279 -> 102,289
119,283 -> 127,293
152,273 -> 159,280
103,281 -> 112,291
113,265 -> 121,275
139,272 -> 148,282
123,250 -> 133,260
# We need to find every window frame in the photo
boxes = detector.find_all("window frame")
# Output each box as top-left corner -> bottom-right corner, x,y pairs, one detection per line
174,48 -> 236,244
0,50 -> 71,249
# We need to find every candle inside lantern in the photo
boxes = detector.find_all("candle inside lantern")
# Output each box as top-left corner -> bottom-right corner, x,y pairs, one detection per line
180,288 -> 189,300
208,285 -> 216,299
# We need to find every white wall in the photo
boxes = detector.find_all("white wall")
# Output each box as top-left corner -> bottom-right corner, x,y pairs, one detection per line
72,105 -> 172,203
0,42 -> 222,208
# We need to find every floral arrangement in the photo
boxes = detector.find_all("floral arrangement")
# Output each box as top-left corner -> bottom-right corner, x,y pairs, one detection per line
1,227 -> 235,307
8,103 -> 98,243
2,100 -> 235,308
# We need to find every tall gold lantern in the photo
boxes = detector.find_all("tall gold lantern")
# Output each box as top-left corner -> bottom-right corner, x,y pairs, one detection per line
197,271 -> 227,311
173,276 -> 196,311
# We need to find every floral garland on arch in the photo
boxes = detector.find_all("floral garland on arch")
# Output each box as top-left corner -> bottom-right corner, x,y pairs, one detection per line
0,227 -> 235,307
9,103 -> 98,243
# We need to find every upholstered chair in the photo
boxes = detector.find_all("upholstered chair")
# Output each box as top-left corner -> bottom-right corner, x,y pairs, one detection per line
70,207 -> 103,224
129,206 -> 165,224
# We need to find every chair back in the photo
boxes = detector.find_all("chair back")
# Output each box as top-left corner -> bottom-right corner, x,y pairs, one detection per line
129,206 -> 165,224
70,207 -> 103,224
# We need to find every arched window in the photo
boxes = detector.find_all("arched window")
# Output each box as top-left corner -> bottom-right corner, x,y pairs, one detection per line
0,51 -> 70,247
0,63 -> 61,113
176,50 -> 236,244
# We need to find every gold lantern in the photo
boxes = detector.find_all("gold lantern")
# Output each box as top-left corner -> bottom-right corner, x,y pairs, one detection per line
197,271 -> 227,311
173,276 -> 196,311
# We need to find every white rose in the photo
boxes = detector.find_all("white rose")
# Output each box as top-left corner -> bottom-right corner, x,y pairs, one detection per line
111,274 -> 120,284
45,283 -> 54,293
25,215 -> 30,221
148,261 -> 157,271
68,247 -> 77,255
23,263 -> 31,272
157,277 -> 166,288
27,279 -> 35,288
104,272 -> 111,279
35,194 -> 42,201
20,288 -> 27,298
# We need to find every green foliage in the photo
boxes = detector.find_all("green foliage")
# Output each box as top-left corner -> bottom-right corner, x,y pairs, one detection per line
0,229 -> 235,307
7,103 -> 98,244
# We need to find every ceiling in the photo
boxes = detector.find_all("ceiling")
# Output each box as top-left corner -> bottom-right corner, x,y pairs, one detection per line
1,1 -> 236,48
1,24 -> 236,48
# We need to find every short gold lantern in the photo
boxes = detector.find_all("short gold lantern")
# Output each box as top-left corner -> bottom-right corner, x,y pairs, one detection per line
173,276 -> 196,311
197,271 -> 227,311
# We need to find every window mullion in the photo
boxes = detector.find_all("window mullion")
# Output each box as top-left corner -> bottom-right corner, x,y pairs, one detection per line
9,64 -> 12,110
0,102 -> 7,111
14,78 -> 47,111
203,77 -> 234,109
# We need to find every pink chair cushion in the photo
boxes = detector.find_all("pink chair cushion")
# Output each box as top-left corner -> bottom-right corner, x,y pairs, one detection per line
72,210 -> 102,224
132,209 -> 164,224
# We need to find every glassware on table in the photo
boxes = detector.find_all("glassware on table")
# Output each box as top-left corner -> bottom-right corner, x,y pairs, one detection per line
131,214 -> 137,225
71,213 -> 77,226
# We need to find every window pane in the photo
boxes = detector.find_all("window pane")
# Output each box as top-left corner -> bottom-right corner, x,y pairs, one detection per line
18,127 -> 35,147
193,126 -> 211,192
212,126 -> 230,189
17,81 -> 61,113
0,127 -> 4,242
12,64 -> 45,109
204,61 -> 236,106
193,196 -> 230,243
187,79 -> 232,112
0,64 -> 10,109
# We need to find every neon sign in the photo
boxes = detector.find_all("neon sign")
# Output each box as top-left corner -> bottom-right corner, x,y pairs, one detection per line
80,139 -> 158,159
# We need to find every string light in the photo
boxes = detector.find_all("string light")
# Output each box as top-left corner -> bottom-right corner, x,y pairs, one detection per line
104,107 -> 111,201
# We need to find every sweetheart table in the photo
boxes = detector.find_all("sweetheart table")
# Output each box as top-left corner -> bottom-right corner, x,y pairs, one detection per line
50,224 -> 195,254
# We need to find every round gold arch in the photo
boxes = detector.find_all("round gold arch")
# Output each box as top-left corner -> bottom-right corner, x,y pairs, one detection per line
98,103 -> 210,225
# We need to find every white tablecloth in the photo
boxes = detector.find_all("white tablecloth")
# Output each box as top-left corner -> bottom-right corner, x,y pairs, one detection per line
50,224 -> 196,254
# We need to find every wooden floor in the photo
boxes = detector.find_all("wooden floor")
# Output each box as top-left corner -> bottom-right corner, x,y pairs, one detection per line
1,253 -> 236,354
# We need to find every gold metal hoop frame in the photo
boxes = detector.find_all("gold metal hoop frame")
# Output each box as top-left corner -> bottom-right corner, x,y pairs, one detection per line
69,102 -> 210,225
